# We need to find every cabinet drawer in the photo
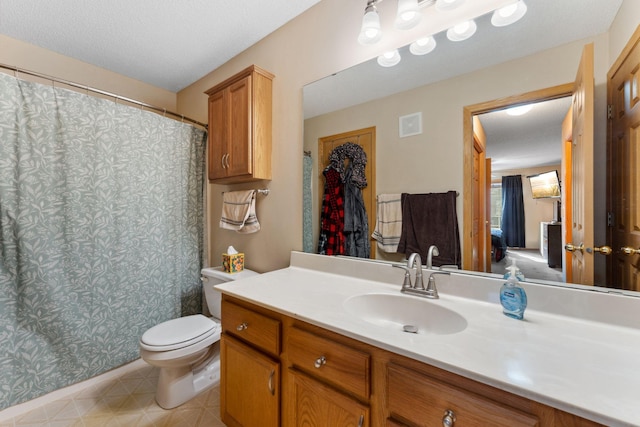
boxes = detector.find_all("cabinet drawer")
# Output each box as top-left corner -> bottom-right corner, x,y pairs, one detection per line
387,363 -> 539,427
287,326 -> 370,400
222,300 -> 281,356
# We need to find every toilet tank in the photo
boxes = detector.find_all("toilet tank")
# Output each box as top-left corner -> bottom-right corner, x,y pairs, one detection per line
201,267 -> 259,319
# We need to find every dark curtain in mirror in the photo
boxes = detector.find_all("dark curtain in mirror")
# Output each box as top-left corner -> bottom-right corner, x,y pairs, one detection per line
501,175 -> 526,247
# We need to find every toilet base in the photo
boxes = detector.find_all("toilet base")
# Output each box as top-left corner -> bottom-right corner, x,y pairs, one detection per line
155,351 -> 220,409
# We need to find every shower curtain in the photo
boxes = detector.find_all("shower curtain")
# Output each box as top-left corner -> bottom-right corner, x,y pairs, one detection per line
0,72 -> 206,409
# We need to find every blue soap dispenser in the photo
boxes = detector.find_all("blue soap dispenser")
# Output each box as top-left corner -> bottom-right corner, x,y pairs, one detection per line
500,263 -> 527,320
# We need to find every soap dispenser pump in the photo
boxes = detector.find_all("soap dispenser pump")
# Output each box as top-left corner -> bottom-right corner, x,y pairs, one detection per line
500,263 -> 527,320
503,258 -> 525,281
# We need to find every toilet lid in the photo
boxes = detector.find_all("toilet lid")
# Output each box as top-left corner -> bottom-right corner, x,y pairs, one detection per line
141,314 -> 218,350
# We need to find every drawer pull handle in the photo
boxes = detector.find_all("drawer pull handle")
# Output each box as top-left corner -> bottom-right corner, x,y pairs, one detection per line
236,322 -> 248,331
442,409 -> 456,427
314,355 -> 327,368
357,414 -> 364,427
268,369 -> 275,395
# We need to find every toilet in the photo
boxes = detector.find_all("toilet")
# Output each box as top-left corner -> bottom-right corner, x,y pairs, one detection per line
139,267 -> 258,409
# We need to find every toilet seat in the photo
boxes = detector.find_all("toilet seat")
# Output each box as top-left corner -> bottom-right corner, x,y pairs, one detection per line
140,314 -> 219,352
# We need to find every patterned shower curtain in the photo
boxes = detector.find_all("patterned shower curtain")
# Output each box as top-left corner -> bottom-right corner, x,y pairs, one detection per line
0,72 -> 206,409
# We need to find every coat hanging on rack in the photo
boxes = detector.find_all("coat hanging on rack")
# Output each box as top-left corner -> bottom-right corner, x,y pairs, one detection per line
318,142 -> 370,258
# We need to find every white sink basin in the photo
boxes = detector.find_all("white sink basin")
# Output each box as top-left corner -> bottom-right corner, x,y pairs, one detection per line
343,293 -> 467,335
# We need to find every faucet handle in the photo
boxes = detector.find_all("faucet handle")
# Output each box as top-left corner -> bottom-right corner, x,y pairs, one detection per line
425,275 -> 439,299
393,264 -> 413,289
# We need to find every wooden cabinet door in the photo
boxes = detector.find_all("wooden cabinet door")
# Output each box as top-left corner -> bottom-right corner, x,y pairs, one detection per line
208,89 -> 228,180
289,370 -> 369,427
221,335 -> 279,427
228,75 -> 252,178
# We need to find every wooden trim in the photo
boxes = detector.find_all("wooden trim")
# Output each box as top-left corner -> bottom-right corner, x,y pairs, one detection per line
462,83 -> 574,271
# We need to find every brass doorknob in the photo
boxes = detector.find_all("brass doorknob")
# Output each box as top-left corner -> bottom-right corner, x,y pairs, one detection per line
565,243 -> 584,253
621,246 -> 640,255
588,245 -> 612,255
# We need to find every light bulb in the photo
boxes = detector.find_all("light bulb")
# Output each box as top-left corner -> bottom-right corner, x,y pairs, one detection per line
358,6 -> 382,45
395,0 -> 421,30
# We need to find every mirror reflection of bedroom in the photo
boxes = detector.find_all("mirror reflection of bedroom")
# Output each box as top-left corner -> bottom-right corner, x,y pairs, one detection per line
479,96 -> 571,282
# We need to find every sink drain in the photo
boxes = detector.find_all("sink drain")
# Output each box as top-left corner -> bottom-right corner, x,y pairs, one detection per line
403,324 -> 418,333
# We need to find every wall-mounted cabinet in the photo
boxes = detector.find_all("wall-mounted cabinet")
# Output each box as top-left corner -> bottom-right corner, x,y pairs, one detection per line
205,65 -> 273,183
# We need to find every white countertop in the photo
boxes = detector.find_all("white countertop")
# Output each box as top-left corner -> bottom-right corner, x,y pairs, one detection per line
215,252 -> 640,427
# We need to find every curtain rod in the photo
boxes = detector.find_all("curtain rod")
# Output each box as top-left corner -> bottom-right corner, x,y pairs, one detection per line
0,63 -> 208,130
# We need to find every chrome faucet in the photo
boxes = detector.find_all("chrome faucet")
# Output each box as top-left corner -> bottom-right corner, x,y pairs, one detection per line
426,245 -> 439,270
407,252 -> 424,290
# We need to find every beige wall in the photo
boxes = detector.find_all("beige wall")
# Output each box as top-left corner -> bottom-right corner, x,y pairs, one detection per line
0,34 -> 176,109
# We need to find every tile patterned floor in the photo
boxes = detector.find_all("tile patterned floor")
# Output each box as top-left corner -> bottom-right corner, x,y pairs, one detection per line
0,362 -> 226,427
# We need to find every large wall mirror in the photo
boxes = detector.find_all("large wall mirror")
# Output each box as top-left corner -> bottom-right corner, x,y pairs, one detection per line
303,1 -> 640,294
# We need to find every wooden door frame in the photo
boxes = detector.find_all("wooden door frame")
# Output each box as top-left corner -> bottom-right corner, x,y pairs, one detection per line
462,83 -> 574,271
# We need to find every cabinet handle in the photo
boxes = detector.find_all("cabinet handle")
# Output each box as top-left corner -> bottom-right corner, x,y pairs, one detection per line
221,153 -> 227,169
236,322 -> 248,331
224,153 -> 230,168
357,414 -> 364,427
442,409 -> 456,427
314,355 -> 327,368
268,369 -> 275,395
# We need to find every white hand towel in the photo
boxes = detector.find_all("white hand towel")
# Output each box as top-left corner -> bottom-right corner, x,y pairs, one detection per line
371,193 -> 402,252
220,190 -> 260,233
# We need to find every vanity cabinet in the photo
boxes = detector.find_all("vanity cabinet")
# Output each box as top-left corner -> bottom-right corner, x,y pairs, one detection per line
219,296 -> 603,427
286,326 -> 371,426
220,299 -> 281,427
205,65 -> 273,183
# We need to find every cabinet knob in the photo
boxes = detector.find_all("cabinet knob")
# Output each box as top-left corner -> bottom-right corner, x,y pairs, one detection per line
236,322 -> 248,331
622,246 -> 640,255
442,409 -> 456,427
314,355 -> 327,368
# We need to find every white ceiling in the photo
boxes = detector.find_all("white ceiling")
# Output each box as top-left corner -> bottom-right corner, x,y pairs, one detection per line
0,0 -> 321,92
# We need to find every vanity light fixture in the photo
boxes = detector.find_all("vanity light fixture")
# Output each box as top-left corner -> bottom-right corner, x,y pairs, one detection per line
359,0 -> 528,66
377,49 -> 402,67
395,0 -> 422,30
409,36 -> 437,55
491,0 -> 527,27
358,0 -> 382,45
446,19 -> 477,41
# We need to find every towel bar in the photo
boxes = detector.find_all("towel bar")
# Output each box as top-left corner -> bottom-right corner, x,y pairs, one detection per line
222,189 -> 269,196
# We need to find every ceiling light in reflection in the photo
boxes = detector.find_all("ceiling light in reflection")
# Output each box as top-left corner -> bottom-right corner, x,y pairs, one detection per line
506,104 -> 533,116
410,36 -> 437,55
492,1 -> 528,27
446,19 -> 477,41
377,49 -> 401,67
